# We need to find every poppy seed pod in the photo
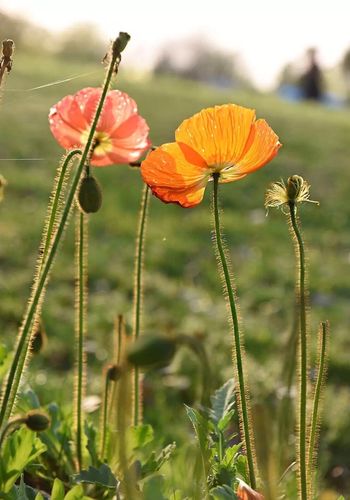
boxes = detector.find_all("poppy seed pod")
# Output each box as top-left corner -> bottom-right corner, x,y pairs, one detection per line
127,336 -> 177,368
25,411 -> 50,432
77,175 -> 102,213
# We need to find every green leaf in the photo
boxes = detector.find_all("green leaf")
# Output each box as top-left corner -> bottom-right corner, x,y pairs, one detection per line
210,485 -> 237,499
64,485 -> 85,500
211,380 -> 235,425
51,478 -> 65,500
84,421 -> 100,468
222,444 -> 241,467
72,464 -> 118,489
217,410 -> 235,433
185,405 -> 210,457
129,424 -> 154,450
0,427 -> 46,493
142,475 -> 167,500
34,494 -> 44,500
141,442 -> 176,477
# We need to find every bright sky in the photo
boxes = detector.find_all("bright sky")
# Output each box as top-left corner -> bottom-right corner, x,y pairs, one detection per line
2,0 -> 350,89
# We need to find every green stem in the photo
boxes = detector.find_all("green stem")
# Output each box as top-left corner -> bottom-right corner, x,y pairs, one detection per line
39,149 -> 82,273
133,184 -> 150,426
307,321 -> 328,494
0,42 -> 122,429
176,334 -> 211,407
212,174 -> 257,489
288,201 -> 308,500
0,417 -> 25,450
100,372 -> 110,460
75,211 -> 87,470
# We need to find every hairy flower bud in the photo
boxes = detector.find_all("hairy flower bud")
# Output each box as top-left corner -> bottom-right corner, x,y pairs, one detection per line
77,175 -> 102,213
112,32 -> 131,56
25,411 -> 50,432
127,336 -> 177,368
106,364 -> 122,381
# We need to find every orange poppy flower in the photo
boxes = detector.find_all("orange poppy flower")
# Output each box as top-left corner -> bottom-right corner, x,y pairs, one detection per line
141,104 -> 281,207
237,479 -> 264,500
49,87 -> 150,166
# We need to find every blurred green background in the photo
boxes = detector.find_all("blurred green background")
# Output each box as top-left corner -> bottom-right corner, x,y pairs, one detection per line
0,19 -> 350,498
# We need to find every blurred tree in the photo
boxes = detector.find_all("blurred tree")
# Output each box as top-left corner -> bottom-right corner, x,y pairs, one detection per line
342,49 -> 350,103
56,24 -> 106,63
154,37 -> 250,89
0,11 -> 52,53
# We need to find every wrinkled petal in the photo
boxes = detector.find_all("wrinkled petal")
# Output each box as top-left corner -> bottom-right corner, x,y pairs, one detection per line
75,88 -> 139,134
49,107 -> 85,150
175,104 -> 256,167
141,143 -> 209,207
237,479 -> 264,500
234,119 -> 281,176
151,183 -> 206,208
49,87 -> 151,167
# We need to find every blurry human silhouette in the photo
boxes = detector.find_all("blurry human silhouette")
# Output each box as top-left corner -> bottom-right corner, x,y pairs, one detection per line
299,48 -> 323,101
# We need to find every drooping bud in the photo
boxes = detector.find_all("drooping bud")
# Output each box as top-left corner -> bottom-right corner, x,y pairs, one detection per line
25,411 -> 50,432
127,336 -> 177,368
106,364 -> 122,381
77,175 -> 102,213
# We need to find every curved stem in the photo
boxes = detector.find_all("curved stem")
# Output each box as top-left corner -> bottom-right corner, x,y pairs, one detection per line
0,42 -> 122,429
132,184 -> 150,426
75,211 -> 87,470
176,334 -> 211,407
212,174 -> 257,489
288,202 -> 308,500
39,149 -> 82,273
308,321 -> 328,495
0,417 -> 25,450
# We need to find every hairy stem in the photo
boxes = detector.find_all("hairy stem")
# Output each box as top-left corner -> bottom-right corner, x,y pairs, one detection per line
288,201 -> 308,500
100,370 -> 110,461
212,174 -> 257,488
75,211 -> 88,470
308,321 -> 328,496
0,41 -> 122,429
132,184 -> 150,426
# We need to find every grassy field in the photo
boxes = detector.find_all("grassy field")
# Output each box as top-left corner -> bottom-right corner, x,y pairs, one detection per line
1,49 -> 350,495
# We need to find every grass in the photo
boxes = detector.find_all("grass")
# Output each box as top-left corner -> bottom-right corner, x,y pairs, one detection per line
1,49 -> 350,495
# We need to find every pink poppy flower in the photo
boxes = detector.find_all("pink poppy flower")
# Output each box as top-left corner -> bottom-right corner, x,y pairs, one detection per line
49,87 -> 151,166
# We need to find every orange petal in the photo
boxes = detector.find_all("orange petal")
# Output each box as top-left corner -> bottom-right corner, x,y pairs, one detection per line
141,143 -> 209,207
237,479 -> 264,500
151,184 -> 206,208
234,119 -> 281,176
175,104 -> 256,167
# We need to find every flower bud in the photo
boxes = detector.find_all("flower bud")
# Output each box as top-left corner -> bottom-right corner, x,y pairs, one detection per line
127,336 -> 177,368
77,175 -> 102,213
30,320 -> 47,355
106,364 -> 122,381
25,411 -> 50,432
2,39 -> 14,59
112,32 -> 131,56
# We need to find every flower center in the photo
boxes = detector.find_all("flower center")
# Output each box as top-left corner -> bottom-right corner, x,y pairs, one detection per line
81,130 -> 113,156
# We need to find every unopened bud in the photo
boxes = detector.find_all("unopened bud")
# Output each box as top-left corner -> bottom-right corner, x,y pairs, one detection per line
25,411 -> 50,432
127,336 -> 177,368
77,175 -> 102,213
30,320 -> 47,354
112,32 -> 131,56
106,364 -> 122,381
